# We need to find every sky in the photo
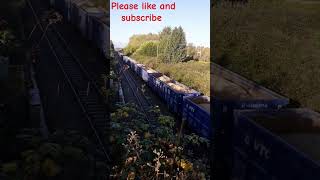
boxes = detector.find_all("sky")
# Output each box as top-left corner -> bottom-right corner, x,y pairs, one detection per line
110,0 -> 210,48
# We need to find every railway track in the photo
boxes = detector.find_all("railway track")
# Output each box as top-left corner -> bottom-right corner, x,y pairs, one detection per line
116,54 -> 159,127
26,0 -> 110,163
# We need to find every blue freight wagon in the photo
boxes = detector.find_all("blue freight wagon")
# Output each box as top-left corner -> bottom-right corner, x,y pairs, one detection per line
135,64 -> 145,78
183,96 -> 211,138
233,108 -> 320,180
163,81 -> 200,117
70,1 -> 90,38
70,0 -> 87,30
127,58 -> 137,70
118,52 -> 123,60
85,7 -> 106,42
152,75 -> 173,102
211,63 -> 289,179
88,13 -> 109,57
148,73 -> 167,98
141,66 -> 158,82
123,56 -> 130,64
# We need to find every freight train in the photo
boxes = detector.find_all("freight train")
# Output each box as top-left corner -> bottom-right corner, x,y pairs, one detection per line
118,53 -> 212,139
50,0 -> 110,58
118,53 -> 320,180
50,1 -> 320,179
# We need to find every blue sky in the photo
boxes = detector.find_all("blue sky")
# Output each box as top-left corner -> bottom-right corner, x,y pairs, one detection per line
110,0 -> 210,48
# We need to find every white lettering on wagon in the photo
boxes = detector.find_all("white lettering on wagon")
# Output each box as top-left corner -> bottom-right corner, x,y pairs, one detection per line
244,134 -> 270,160
241,104 -> 268,109
188,106 -> 195,112
254,140 -> 270,160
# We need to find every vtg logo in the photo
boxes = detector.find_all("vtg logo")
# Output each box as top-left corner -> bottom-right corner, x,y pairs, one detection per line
188,106 -> 195,112
244,134 -> 270,160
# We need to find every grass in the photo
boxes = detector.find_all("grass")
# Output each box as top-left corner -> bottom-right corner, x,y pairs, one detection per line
212,0 -> 320,111
131,54 -> 210,96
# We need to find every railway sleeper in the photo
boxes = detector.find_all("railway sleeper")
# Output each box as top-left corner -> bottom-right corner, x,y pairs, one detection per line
87,109 -> 107,115
89,112 -> 107,118
86,105 -> 106,110
80,97 -> 101,103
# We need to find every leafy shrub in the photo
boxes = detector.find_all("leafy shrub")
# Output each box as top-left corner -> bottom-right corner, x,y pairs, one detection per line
123,34 -> 159,55
108,104 -> 210,179
135,41 -> 158,57
0,129 -> 108,180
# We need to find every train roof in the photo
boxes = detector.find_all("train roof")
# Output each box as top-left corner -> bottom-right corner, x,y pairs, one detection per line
140,65 -> 159,74
237,108 -> 320,125
187,96 -> 210,113
211,63 -> 287,100
158,75 -> 173,83
126,56 -> 198,94
127,57 -> 137,63
167,81 -> 198,94
147,68 -> 158,74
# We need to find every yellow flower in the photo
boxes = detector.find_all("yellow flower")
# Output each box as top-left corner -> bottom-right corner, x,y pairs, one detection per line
144,132 -> 151,138
41,158 -> 60,177
127,171 -> 135,180
180,159 -> 193,171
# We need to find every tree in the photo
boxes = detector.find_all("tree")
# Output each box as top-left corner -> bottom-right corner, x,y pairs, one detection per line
124,33 -> 159,55
187,43 -> 197,58
158,26 -> 187,63
169,26 -> 187,63
157,27 -> 172,63
135,41 -> 158,57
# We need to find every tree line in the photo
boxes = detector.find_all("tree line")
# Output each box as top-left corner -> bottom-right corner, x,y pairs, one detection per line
123,26 -> 210,63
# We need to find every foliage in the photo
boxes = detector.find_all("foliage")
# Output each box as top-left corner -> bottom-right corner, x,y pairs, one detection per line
187,43 -> 197,58
135,41 -> 158,57
108,104 -> 210,179
0,0 -> 24,57
212,0 -> 320,110
0,129 -> 108,180
158,115 -> 175,128
0,29 -> 17,56
157,26 -> 187,63
124,33 -> 159,55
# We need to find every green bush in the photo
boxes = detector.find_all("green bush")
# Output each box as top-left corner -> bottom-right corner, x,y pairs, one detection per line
135,41 -> 158,57
123,34 -> 159,55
